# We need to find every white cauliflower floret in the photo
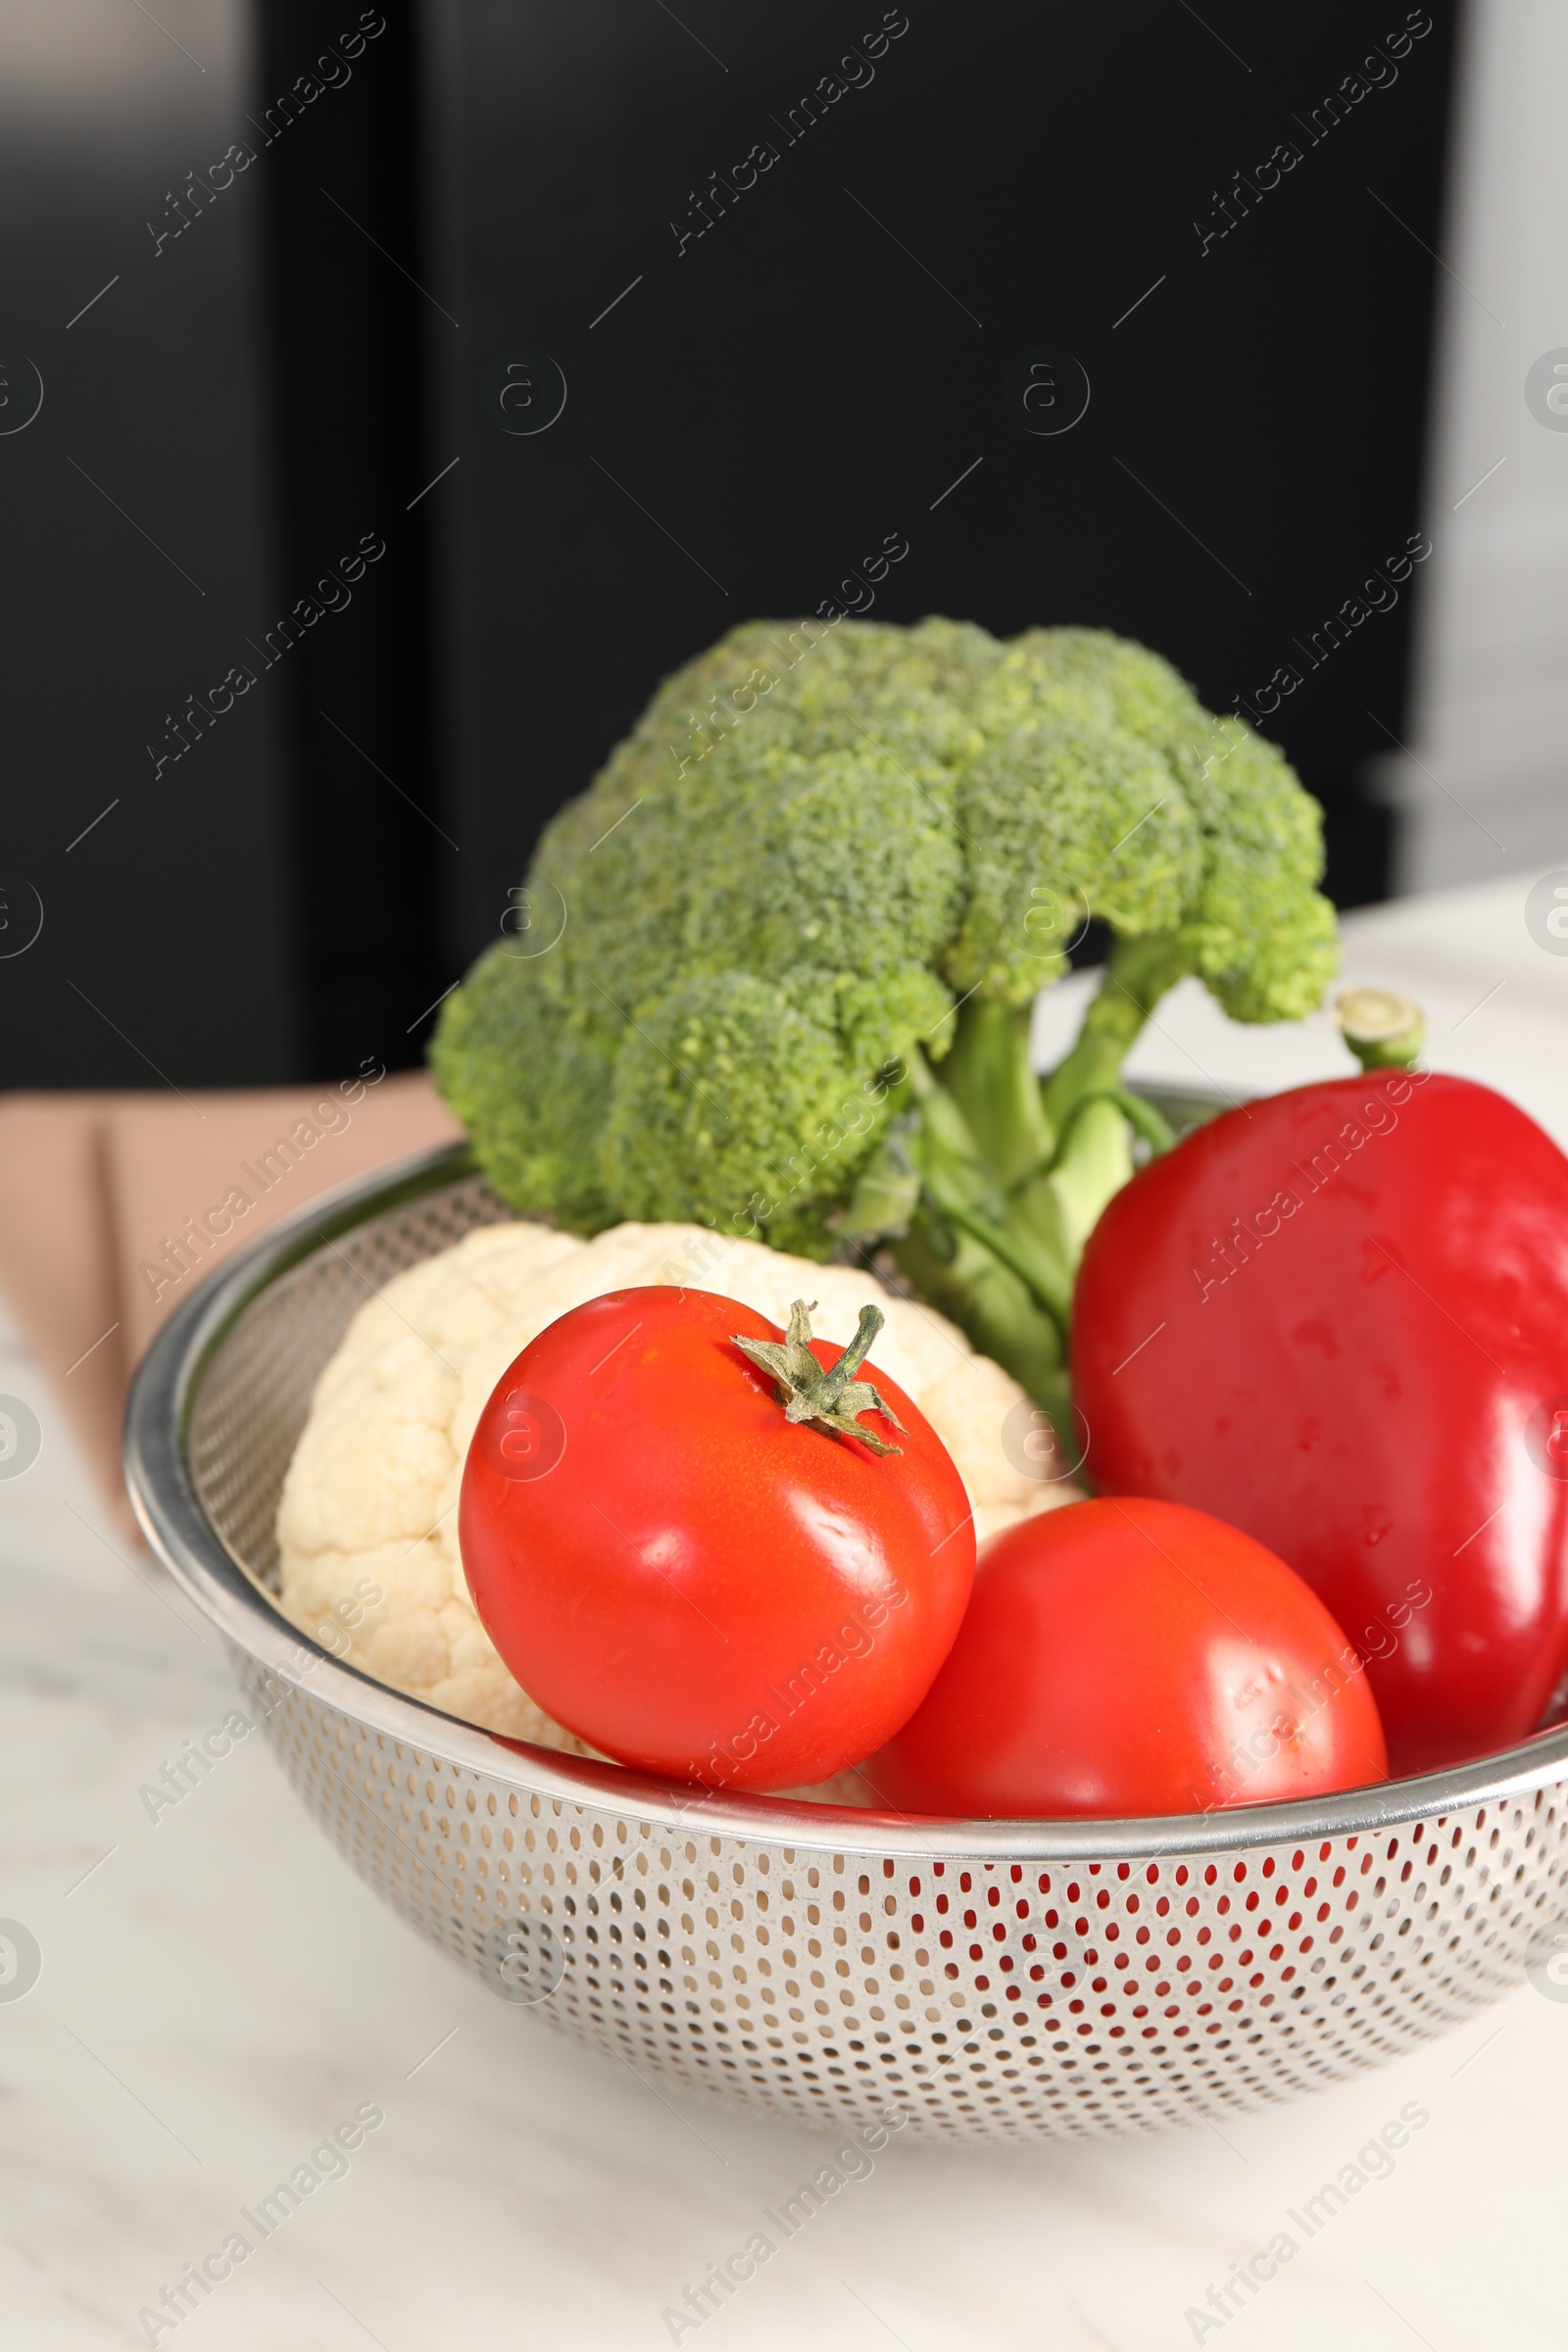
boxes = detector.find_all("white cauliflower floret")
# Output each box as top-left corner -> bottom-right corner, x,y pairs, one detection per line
279,1344 -> 458,1555
276,1219 -> 1075,1757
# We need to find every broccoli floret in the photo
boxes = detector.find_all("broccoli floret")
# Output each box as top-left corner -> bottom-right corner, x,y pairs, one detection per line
431,616 -> 1338,1431
433,940 -> 617,1234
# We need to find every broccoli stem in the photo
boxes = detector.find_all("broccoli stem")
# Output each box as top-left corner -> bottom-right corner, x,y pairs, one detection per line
885,933 -> 1190,1455
1335,987 -> 1425,1071
1038,931 -> 1188,1137
926,1192 -> 1073,1324
891,1218 -> 1072,1430
939,1000 -> 1055,1179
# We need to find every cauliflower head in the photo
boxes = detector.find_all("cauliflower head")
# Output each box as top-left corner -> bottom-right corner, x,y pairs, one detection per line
275,1217 -> 1074,1760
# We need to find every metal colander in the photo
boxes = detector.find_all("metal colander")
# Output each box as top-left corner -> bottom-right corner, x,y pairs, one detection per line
122,1142 -> 1568,2142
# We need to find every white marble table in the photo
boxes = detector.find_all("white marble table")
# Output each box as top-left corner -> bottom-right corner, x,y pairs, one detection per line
4,874 -> 1568,2352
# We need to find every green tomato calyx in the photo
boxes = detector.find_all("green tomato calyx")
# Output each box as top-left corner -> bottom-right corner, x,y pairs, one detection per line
732,1298 -> 906,1457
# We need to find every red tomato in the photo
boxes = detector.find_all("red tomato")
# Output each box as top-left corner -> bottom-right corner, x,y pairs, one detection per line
868,1497 -> 1388,1818
460,1287 -> 975,1790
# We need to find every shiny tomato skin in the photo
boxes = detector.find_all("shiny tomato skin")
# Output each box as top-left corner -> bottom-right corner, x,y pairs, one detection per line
460,1287 -> 975,1790
1072,1073 -> 1568,1774
868,1497 -> 1388,1819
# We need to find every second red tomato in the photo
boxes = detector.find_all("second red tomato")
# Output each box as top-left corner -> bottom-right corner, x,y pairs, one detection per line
868,1496 -> 1388,1818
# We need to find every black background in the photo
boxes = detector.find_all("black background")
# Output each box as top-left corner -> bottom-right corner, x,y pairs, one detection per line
0,0 -> 1459,1087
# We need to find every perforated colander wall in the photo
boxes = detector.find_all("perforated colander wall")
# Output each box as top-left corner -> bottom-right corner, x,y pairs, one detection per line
182,1167 -> 1568,2141
231,1658 -> 1568,2140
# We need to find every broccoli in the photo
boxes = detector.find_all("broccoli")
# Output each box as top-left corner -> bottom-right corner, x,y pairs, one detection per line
431,615 -> 1338,1436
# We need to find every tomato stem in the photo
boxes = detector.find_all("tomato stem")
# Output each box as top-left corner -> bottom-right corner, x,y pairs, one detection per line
732,1299 -> 906,1456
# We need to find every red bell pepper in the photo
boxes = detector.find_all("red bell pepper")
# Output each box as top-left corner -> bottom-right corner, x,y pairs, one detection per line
1072,1070 -> 1568,1775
